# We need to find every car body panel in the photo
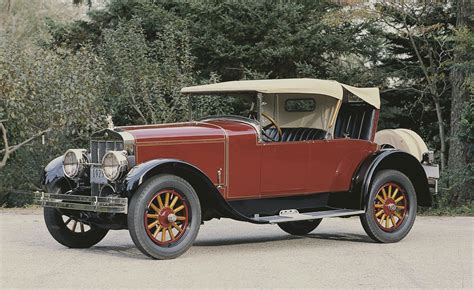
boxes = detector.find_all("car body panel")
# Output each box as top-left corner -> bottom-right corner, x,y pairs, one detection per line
117,120 -> 379,202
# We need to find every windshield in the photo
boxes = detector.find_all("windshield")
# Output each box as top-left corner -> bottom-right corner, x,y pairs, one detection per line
189,94 -> 257,120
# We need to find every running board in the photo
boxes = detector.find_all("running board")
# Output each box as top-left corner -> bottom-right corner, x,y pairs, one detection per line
253,209 -> 365,224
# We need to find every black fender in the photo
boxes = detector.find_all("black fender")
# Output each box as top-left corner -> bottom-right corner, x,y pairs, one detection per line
122,159 -> 267,224
352,149 -> 432,210
40,156 -> 76,191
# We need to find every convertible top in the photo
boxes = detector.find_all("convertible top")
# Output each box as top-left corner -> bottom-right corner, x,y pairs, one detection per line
181,78 -> 380,109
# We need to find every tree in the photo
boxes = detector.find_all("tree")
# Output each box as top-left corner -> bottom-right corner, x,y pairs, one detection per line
46,0 -> 382,81
97,18 -> 196,125
374,2 -> 456,172
447,0 -> 473,205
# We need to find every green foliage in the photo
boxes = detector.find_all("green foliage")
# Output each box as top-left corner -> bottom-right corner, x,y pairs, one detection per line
46,0 -> 383,81
0,10 -> 198,206
373,3 -> 456,152
98,18 -> 195,125
455,26 -> 474,152
0,43 -> 108,205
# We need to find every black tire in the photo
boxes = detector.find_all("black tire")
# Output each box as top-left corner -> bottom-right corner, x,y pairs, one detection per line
128,174 -> 201,260
360,169 -> 417,243
278,219 -> 322,235
43,188 -> 108,248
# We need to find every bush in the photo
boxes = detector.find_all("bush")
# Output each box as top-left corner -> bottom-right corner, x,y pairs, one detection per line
98,18 -> 196,126
0,18 -> 200,206
0,42 -> 109,205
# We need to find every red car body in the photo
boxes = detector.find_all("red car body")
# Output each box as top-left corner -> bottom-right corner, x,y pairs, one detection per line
122,120 -> 378,200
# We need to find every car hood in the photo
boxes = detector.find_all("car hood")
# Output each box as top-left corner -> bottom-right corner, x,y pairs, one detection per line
117,120 -> 257,144
118,122 -> 225,144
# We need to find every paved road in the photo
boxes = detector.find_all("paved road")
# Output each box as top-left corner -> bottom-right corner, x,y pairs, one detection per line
0,209 -> 472,289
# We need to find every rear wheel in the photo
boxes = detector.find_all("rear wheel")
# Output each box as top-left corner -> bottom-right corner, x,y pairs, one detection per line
43,187 -> 108,248
360,170 -> 417,243
128,175 -> 201,259
278,219 -> 322,235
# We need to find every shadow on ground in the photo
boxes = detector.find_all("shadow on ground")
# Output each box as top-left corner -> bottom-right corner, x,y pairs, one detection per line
41,231 -> 373,260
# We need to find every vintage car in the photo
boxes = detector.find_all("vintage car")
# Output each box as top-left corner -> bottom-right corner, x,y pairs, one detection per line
37,79 -> 439,259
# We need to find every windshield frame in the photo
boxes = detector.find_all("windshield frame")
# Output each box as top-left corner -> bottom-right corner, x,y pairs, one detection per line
186,92 -> 264,141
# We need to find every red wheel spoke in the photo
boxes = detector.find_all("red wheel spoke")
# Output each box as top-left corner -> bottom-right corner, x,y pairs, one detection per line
394,196 -> 404,203
164,192 -> 170,207
157,195 -> 164,209
153,226 -> 162,238
393,211 -> 402,219
149,203 -> 160,214
173,205 -> 185,214
161,227 -> 167,242
169,196 -> 179,209
376,195 -> 385,204
148,220 -> 159,229
172,222 -> 183,233
390,215 -> 396,227
168,227 -> 175,240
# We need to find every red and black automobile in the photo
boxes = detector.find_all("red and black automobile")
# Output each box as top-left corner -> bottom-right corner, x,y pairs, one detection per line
37,79 -> 439,259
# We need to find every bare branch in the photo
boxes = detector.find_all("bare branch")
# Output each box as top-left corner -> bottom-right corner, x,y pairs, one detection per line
0,122 -> 52,169
380,87 -> 423,94
1,122 -> 10,169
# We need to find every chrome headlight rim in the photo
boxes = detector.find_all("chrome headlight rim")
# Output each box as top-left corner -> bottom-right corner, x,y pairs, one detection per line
101,150 -> 129,182
62,149 -> 88,178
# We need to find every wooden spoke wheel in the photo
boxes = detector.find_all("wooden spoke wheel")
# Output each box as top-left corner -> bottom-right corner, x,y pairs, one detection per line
43,185 -> 108,248
62,215 -> 91,234
360,169 -> 417,243
144,190 -> 189,246
373,183 -> 408,232
128,175 -> 201,260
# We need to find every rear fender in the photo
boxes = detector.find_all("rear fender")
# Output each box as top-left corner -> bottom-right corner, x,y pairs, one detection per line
352,150 -> 432,209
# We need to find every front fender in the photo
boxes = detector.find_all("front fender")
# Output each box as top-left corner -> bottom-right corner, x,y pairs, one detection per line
352,149 -> 432,209
122,159 -> 199,193
41,156 -> 75,191
122,158 -> 267,224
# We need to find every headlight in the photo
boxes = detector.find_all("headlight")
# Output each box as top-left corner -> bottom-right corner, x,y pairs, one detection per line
102,151 -> 128,181
63,149 -> 88,178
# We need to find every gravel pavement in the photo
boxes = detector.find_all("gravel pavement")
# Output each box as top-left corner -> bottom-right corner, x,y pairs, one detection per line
0,208 -> 472,289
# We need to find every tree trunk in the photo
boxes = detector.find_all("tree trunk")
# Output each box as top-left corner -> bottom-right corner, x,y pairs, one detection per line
448,0 -> 471,205
433,98 -> 447,172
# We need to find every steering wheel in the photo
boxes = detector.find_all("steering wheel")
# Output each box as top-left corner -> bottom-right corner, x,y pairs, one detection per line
261,112 -> 282,142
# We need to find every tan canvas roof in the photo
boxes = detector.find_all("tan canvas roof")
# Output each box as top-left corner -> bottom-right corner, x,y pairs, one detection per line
181,78 -> 380,108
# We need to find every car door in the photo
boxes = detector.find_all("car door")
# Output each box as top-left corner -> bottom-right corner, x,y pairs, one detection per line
259,141 -> 309,196
307,139 -> 377,193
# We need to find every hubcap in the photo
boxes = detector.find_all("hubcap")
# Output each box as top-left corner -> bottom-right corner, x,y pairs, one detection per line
144,189 -> 189,246
373,183 -> 408,232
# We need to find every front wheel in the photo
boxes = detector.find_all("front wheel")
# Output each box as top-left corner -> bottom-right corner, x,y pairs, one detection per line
360,169 -> 417,243
44,187 -> 108,248
128,174 -> 201,259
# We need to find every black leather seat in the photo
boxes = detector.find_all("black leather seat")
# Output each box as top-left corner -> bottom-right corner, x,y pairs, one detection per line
264,127 -> 327,142
334,104 -> 375,140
